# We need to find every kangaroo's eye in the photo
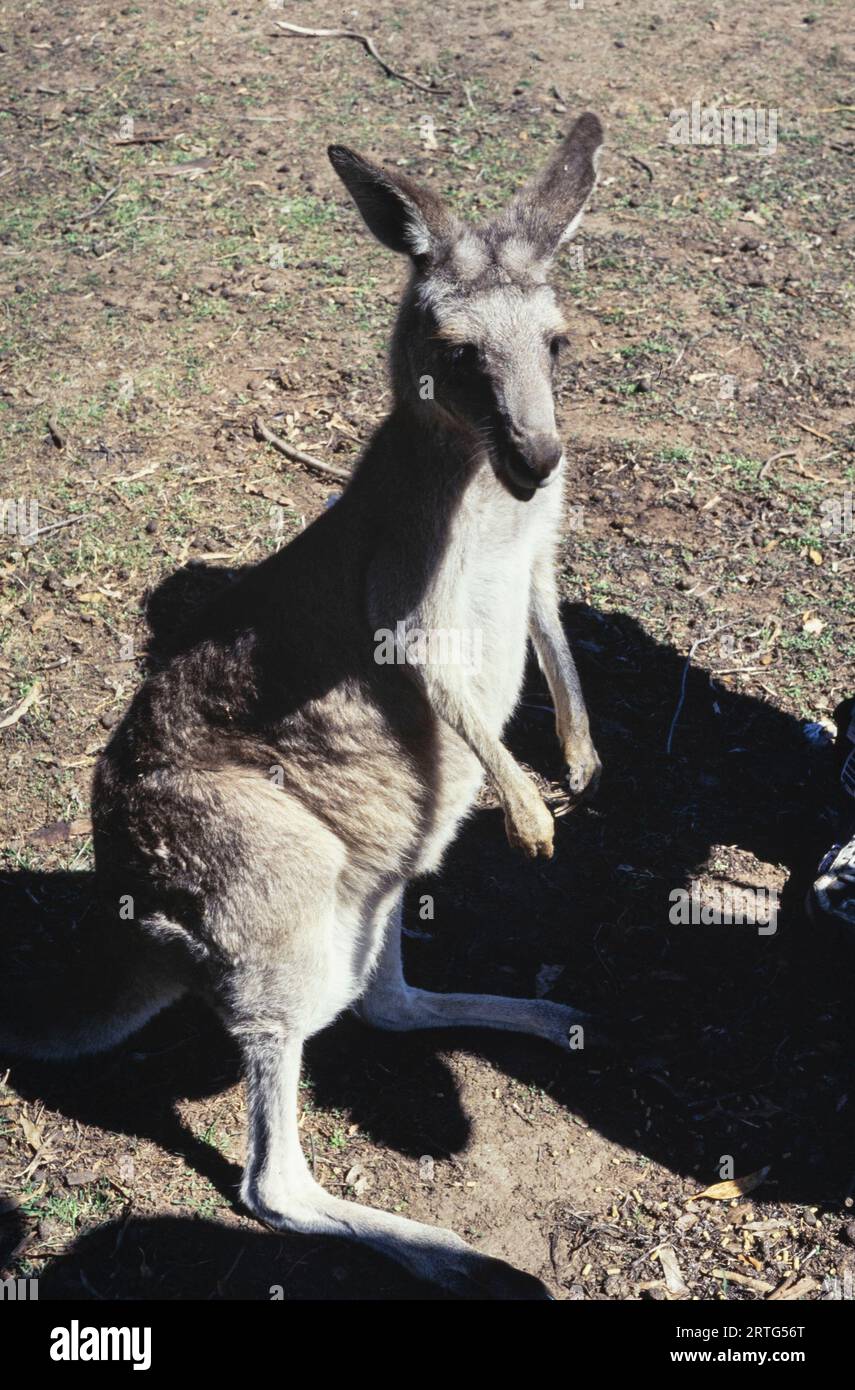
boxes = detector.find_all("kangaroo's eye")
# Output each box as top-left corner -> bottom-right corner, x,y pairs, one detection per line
448,342 -> 480,371
550,334 -> 569,359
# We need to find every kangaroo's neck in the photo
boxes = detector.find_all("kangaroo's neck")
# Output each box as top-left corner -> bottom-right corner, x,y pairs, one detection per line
339,400 -> 541,635
353,401 -> 488,510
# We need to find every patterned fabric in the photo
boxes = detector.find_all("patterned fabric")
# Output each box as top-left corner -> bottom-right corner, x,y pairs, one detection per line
812,836 -> 855,928
809,697 -> 855,929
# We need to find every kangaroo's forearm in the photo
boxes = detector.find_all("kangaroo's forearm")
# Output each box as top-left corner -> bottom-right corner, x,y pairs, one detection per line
411,666 -> 532,808
529,570 -> 591,755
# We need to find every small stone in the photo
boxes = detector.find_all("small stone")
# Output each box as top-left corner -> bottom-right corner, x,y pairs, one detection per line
117,1155 -> 136,1187
65,1167 -> 98,1187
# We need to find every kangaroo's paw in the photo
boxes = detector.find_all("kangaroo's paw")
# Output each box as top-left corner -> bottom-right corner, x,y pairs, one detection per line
504,793 -> 555,858
564,734 -> 602,802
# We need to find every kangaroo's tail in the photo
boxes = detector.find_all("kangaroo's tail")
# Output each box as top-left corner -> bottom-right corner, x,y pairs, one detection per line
0,871 -> 188,1061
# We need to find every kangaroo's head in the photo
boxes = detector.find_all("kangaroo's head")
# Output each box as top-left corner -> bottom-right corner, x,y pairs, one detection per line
329,113 -> 602,499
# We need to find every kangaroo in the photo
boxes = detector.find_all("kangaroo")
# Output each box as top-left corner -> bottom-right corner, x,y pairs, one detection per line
1,113 -> 603,1298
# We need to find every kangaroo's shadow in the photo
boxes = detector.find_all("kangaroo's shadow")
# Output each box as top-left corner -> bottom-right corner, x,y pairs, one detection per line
379,599 -> 855,1207
2,563 -> 853,1297
308,598 -> 855,1210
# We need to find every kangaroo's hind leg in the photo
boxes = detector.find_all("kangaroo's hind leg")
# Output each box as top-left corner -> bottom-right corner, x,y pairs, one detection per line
209,804 -> 551,1299
354,890 -> 592,1051
227,988 -> 550,1299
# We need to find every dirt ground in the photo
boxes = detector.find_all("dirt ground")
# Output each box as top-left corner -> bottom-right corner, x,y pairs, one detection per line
1,0 -> 854,1300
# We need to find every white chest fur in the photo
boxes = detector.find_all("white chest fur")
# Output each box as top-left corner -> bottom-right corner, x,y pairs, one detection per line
415,466 -> 564,733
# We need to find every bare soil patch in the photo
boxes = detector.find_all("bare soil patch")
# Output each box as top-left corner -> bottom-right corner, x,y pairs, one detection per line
1,0 -> 853,1299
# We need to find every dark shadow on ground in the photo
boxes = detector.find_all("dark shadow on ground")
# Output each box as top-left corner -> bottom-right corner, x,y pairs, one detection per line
0,1205 -> 445,1300
2,563 -> 853,1298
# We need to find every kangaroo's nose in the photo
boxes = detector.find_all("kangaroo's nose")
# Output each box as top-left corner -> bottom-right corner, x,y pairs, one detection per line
528,435 -> 563,478
512,434 -> 563,486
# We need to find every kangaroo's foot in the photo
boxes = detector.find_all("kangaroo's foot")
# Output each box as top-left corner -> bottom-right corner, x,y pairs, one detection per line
357,983 -> 593,1052
358,894 -> 601,1051
244,1176 -> 550,1299
240,1031 -> 550,1299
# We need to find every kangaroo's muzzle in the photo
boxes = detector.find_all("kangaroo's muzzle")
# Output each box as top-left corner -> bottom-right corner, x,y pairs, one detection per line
505,434 -> 564,492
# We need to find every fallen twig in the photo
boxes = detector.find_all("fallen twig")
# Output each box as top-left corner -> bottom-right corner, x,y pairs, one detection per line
33,512 -> 92,538
113,133 -> 174,146
710,665 -> 774,677
713,1269 -> 776,1294
272,21 -> 447,94
65,177 -> 122,225
46,417 -> 65,449
669,329 -> 715,374
795,419 -> 834,444
253,418 -> 352,483
767,1275 -> 820,1301
628,153 -> 654,181
614,150 -> 654,182
759,449 -> 798,480
665,623 -> 731,755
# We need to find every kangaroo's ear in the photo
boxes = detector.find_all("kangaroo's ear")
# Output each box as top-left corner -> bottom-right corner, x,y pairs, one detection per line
328,145 -> 459,262
501,113 -> 604,261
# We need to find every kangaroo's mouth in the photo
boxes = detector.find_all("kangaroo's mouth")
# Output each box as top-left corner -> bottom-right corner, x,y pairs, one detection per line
504,457 -> 556,495
490,445 -> 560,501
479,425 -> 562,501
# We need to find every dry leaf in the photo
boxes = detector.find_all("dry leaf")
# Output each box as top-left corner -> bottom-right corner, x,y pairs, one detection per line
345,1163 -> 374,1197
243,483 -> 293,507
20,1113 -> 43,1151
808,548 -> 823,566
657,1246 -> 690,1297
0,682 -> 41,730
689,1166 -> 770,1202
